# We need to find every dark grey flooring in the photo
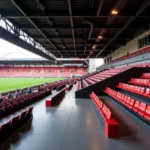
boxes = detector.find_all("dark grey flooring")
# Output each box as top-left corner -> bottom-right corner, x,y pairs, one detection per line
0,84 -> 150,150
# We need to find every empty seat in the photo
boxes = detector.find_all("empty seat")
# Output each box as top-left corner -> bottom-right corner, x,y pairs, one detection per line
138,102 -> 147,116
128,99 -> 135,109
0,121 -> 11,141
125,97 -> 131,107
105,109 -> 112,120
133,101 -> 140,112
144,106 -> 150,121
143,88 -> 150,98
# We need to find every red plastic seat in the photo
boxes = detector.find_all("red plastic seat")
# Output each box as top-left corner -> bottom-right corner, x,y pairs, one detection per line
132,101 -> 140,112
106,109 -> 112,120
122,95 -> 127,105
143,88 -> 150,97
138,102 -> 147,116
144,106 -> 150,121
128,99 -> 135,109
125,97 -> 131,107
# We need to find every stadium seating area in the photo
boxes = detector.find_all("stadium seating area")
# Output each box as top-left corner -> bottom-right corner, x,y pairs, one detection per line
0,78 -> 76,118
0,67 -> 86,78
104,87 -> 150,122
79,63 -> 150,89
100,46 -> 150,67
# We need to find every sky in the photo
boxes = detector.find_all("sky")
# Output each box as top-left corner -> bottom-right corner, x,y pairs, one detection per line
0,39 -> 44,60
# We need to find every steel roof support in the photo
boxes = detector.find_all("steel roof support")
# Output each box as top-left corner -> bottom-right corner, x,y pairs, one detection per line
96,0 -> 150,57
10,0 -> 62,57
68,0 -> 76,55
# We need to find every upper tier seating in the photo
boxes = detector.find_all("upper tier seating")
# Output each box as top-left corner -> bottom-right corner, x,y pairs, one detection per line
78,62 -> 150,90
0,67 -> 86,78
80,66 -> 133,89
99,46 -> 150,67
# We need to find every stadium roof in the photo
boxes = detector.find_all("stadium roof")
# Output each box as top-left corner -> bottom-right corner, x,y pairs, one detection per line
0,59 -> 89,66
0,0 -> 150,60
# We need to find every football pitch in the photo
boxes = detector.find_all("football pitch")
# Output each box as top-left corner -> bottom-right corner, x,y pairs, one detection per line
0,78 -> 62,93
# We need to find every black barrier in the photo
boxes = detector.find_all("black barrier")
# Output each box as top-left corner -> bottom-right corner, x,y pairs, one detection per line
56,84 -> 66,91
51,88 -> 66,106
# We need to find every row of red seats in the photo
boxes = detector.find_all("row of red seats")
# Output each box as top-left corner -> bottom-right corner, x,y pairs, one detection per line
141,73 -> 150,79
117,82 -> 150,98
82,79 -> 89,87
129,78 -> 150,86
85,78 -> 96,85
88,77 -> 101,82
90,92 -> 112,120
0,89 -> 51,118
89,91 -> 119,138
0,107 -> 33,141
104,87 -> 150,122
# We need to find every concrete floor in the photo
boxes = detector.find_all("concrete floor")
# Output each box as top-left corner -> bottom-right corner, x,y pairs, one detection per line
0,84 -> 150,150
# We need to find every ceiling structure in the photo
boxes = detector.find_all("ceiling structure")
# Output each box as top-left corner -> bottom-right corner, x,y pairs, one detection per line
0,0 -> 150,60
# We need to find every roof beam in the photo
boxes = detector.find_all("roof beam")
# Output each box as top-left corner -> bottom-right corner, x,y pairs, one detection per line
0,27 -> 55,61
96,0 -> 150,57
20,26 -> 147,30
48,49 -> 114,52
68,0 -> 76,55
33,36 -> 131,40
3,15 -> 150,19
10,0 -> 62,57
96,0 -> 104,17
50,43 -> 124,46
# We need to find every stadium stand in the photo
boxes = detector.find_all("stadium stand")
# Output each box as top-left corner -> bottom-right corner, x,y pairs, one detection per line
104,87 -> 150,124
0,79 -> 77,118
1,0 -> 150,149
99,46 -> 150,67
0,67 -> 86,78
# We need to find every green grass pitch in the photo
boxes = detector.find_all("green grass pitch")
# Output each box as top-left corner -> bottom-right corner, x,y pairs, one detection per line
0,78 -> 62,93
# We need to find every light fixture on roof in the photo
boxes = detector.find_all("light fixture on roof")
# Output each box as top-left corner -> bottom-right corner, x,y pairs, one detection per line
90,51 -> 93,54
92,45 -> 97,49
111,9 -> 118,15
98,35 -> 103,39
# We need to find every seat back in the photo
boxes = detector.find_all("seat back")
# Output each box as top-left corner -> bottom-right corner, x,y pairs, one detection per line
138,102 -> 147,116
133,101 -> 140,112
144,106 -> 150,121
